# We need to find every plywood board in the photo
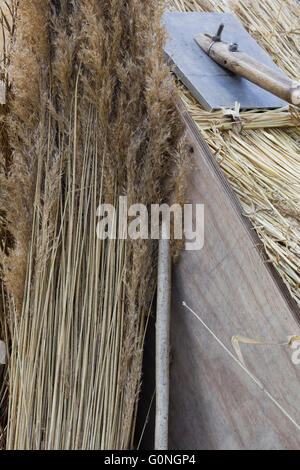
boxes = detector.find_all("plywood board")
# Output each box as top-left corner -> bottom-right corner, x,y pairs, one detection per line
168,104 -> 300,450
163,12 -> 287,111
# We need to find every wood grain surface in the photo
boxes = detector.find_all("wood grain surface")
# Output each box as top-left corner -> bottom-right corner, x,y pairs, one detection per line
168,105 -> 300,450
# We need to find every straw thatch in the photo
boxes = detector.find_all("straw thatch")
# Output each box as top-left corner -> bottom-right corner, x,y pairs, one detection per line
0,0 -> 185,450
166,0 -> 300,307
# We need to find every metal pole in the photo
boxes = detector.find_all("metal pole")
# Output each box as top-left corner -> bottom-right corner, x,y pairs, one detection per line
0,341 -> 6,379
155,222 -> 171,450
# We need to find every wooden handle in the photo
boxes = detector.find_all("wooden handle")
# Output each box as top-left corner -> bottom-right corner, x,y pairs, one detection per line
195,34 -> 300,106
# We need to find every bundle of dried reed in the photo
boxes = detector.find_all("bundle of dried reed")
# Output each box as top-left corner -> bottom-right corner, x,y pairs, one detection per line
0,0 -> 185,450
0,0 -> 15,448
167,0 -> 300,308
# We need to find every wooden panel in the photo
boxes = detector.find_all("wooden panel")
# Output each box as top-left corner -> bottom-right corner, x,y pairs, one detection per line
169,105 -> 300,450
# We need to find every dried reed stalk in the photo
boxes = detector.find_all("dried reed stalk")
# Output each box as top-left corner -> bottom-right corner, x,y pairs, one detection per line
1,0 -> 185,450
167,0 -> 300,307
0,0 -> 16,448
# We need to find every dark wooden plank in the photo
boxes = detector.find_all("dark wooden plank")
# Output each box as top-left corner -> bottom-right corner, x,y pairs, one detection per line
168,105 -> 300,450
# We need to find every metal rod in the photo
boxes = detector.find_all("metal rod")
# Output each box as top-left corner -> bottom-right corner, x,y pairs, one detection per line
0,341 -> 6,366
0,341 -> 6,379
155,222 -> 171,451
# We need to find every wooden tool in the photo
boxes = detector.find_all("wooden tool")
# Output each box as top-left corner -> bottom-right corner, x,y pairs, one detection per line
163,12 -> 289,111
195,24 -> 300,106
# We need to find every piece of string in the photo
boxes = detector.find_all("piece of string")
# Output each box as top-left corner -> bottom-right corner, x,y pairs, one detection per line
222,101 -> 244,133
182,301 -> 300,432
231,335 -> 300,367
222,101 -> 241,120
137,390 -> 155,451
